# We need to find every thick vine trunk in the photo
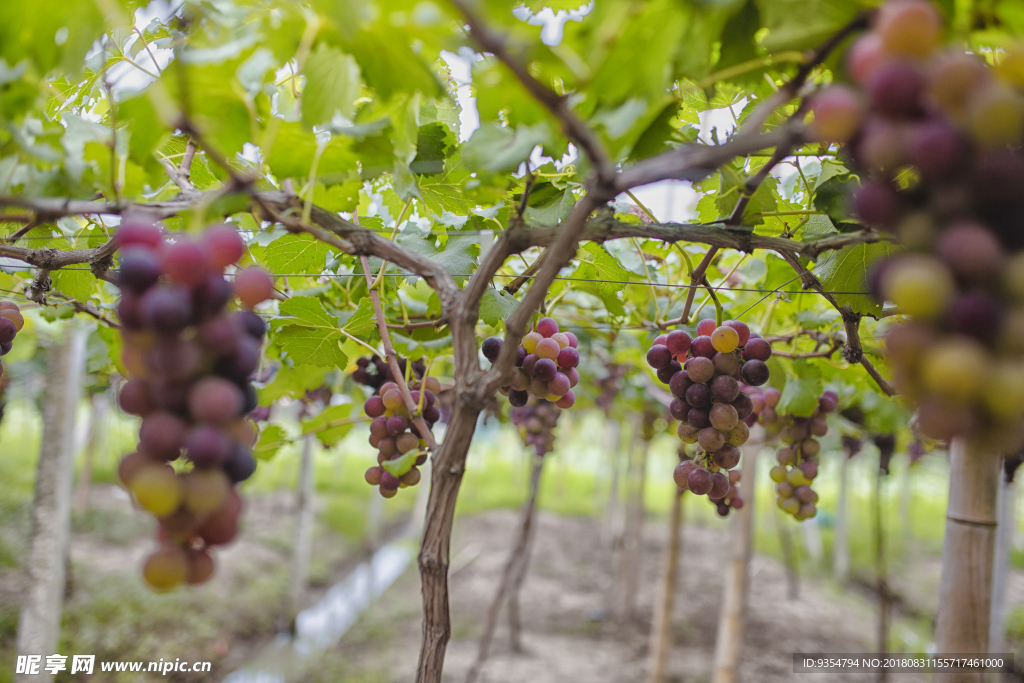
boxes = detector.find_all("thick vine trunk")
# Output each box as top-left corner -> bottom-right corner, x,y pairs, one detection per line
464,454 -> 545,683
989,470 -> 1015,654
416,400 -> 482,683
935,439 -> 1000,682
615,425 -> 649,623
73,392 -> 108,513
289,434 -> 316,620
712,445 -> 760,683
834,455 -> 851,582
16,328 -> 87,683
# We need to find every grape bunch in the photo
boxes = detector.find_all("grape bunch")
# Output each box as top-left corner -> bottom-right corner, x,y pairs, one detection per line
762,390 -> 838,521
362,364 -> 441,498
809,0 -> 1024,449
113,218 -> 273,591
353,355 -> 426,392
0,301 -> 24,379
510,400 -> 561,456
654,318 -> 772,500
483,317 -> 579,409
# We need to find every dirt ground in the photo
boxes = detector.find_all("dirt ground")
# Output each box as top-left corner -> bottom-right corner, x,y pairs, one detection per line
328,509 -> 938,683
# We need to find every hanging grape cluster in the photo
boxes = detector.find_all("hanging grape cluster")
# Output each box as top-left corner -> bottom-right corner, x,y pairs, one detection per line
810,0 -> 1024,449
653,319 -> 773,501
510,400 -> 561,456
484,317 -> 580,409
360,357 -> 441,498
759,390 -> 838,520
0,301 -> 23,380
113,218 -> 274,591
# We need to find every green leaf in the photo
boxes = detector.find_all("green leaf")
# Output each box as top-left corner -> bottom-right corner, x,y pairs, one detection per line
263,233 -> 330,275
812,221 -> 896,317
50,269 -> 93,302
381,449 -> 419,478
776,360 -> 824,417
302,403 -> 356,447
302,44 -> 361,129
462,122 -> 551,173
479,288 -> 520,327
572,243 -> 632,297
254,424 -> 289,461
342,298 -> 377,336
275,298 -> 348,367
259,363 -> 329,403
758,0 -> 861,52
394,229 -> 478,284
267,121 -> 357,181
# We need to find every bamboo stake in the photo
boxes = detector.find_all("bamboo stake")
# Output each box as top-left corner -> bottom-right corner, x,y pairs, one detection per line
935,439 -> 1000,682
647,488 -> 686,683
712,444 -> 760,683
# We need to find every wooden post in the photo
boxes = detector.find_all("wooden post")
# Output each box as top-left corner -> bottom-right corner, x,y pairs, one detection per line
16,327 -> 87,683
647,488 -> 685,683
601,418 -> 624,553
712,445 -> 760,683
935,439 -> 1000,682
875,465 -> 889,682
616,416 -> 650,623
899,457 -> 913,545
989,469 -> 1015,654
289,434 -> 316,619
73,393 -> 108,513
834,454 -> 851,582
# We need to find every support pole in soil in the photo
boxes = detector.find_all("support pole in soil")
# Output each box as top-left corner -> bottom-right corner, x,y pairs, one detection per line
935,439 -> 1000,682
289,434 -> 316,622
990,467 -> 1015,653
15,326 -> 87,683
712,443 -> 760,683
464,454 -> 546,683
647,488 -> 685,683
834,444 -> 854,582
776,510 -> 800,600
73,392 -> 108,513
616,413 -> 653,623
874,464 -> 889,683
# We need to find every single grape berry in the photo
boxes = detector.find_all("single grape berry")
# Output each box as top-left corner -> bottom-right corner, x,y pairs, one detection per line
647,345 -> 672,369
482,336 -> 503,362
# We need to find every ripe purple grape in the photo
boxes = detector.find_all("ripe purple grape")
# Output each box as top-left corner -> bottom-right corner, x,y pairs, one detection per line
709,472 -> 731,500
686,383 -> 711,408
687,408 -> 710,429
666,330 -> 692,355
691,335 -> 716,358
669,371 -> 691,399
647,344 -> 672,369
482,336 -> 503,362
687,467 -> 713,495
741,359 -> 770,386
556,346 -> 579,369
742,338 -> 772,362
534,358 -> 557,381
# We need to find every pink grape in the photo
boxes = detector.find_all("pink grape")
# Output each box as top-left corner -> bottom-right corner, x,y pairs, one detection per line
537,317 -> 559,337
202,224 -> 246,269
234,267 -> 275,307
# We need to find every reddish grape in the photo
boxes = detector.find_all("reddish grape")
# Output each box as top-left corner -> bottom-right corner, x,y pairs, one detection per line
233,267 -> 275,307
162,239 -> 210,287
202,224 -> 246,269
536,317 -> 559,337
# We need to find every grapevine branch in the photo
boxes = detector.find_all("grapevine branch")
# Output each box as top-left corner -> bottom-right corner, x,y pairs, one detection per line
777,250 -> 895,396
358,252 -> 438,450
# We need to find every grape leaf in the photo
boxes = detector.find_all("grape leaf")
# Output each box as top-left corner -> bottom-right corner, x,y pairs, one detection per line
302,44 -> 361,129
254,425 -> 289,461
302,403 -> 356,447
275,298 -> 348,367
259,363 -> 329,403
395,229 -> 478,284
776,359 -> 823,417
381,449 -> 419,477
263,233 -> 330,275
479,288 -> 520,328
462,122 -> 551,173
342,298 -> 377,336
